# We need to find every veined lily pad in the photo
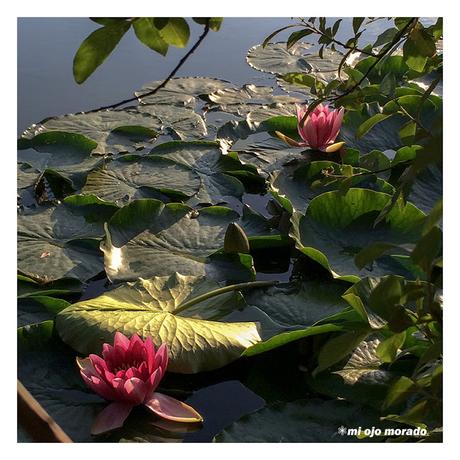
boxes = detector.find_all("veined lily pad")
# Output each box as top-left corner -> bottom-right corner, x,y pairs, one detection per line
18,132 -> 103,189
102,199 -> 257,283
136,76 -> 236,106
82,154 -> 201,205
243,278 -> 349,328
214,398 -> 384,442
270,161 -> 395,215
290,189 -> 426,279
150,141 -> 258,205
247,42 -> 345,81
135,104 -> 207,140
208,84 -> 298,116
21,108 -> 161,156
56,273 -> 270,373
308,338 -> 400,409
18,196 -> 118,282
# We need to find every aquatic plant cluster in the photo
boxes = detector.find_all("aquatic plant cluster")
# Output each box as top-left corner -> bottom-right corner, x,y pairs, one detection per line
18,17 -> 442,442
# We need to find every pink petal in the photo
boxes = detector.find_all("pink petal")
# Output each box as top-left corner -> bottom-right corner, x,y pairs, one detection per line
123,377 -> 147,405
144,336 -> 156,373
305,119 -> 318,148
114,332 -> 130,352
144,392 -> 203,423
144,368 -> 164,401
91,402 -> 133,435
154,343 -> 169,373
80,371 -> 116,401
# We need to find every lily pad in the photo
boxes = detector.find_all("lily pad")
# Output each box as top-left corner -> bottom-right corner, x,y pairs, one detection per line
208,84 -> 298,116
82,154 -> 201,205
243,278 -> 349,328
308,338 -> 400,409
150,141 -> 258,205
135,104 -> 208,140
18,132 -> 103,189
214,398 -> 385,442
21,108 -> 161,156
101,199 -> 257,283
18,296 -> 70,327
136,76 -> 236,106
56,273 -> 267,373
18,196 -> 118,282
270,160 -> 395,215
247,42 -> 345,82
17,163 -> 41,190
290,189 -> 426,279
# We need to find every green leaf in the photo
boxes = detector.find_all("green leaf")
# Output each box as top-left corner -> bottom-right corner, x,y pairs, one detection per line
380,73 -> 396,97
224,223 -> 250,254
357,113 -> 393,139
56,273 -> 275,373
290,189 -> 426,279
82,154 -> 201,205
73,22 -> 131,84
287,29 -> 314,49
355,242 -> 404,271
315,327 -> 371,374
353,18 -> 365,34
214,398 -> 384,442
18,275 -> 83,299
309,338 -> 401,409
374,27 -> 399,47
403,27 -> 436,73
411,226 -> 442,273
192,17 -> 223,32
383,376 -> 416,410
18,296 -> 70,327
376,331 -> 406,363
133,18 -> 168,55
101,198 -> 265,283
155,18 -> 190,48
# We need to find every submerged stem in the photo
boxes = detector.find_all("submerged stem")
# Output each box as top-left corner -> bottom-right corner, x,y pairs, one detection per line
171,280 -> 278,315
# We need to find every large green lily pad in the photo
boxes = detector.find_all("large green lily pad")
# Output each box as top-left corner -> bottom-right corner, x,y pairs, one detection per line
214,398 -> 385,442
82,154 -> 201,205
18,196 -> 118,282
102,199 -> 257,283
21,108 -> 161,156
270,160 -> 395,215
18,132 -> 103,189
150,141 -> 258,205
56,273 -> 266,373
243,278 -> 349,328
290,189 -> 426,279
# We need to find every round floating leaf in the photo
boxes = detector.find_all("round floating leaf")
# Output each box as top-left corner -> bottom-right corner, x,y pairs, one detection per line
18,296 -> 70,327
340,110 -> 407,154
208,84 -> 298,116
308,338 -> 401,409
56,273 -> 268,373
136,104 -> 207,140
244,279 -> 349,328
17,131 -> 103,189
18,274 -> 83,299
102,199 -> 257,283
18,197 -> 117,282
247,42 -> 345,82
21,108 -> 162,156
270,160 -> 395,215
82,155 -> 201,205
17,163 -> 41,190
150,141 -> 255,205
214,398 -> 384,442
290,189 -> 426,279
136,77 -> 235,106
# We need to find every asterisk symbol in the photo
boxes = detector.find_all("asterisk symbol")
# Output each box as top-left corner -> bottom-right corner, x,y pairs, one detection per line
338,425 -> 347,436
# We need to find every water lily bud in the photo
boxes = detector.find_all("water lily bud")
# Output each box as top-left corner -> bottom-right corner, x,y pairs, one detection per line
224,222 -> 250,254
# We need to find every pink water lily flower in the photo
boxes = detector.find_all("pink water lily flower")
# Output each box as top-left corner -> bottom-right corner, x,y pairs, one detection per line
275,103 -> 345,153
77,332 -> 203,435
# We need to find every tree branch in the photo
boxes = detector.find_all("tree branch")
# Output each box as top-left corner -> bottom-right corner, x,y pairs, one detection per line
83,22 -> 211,114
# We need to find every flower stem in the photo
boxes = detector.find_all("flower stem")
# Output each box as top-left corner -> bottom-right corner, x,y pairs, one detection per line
171,280 -> 278,315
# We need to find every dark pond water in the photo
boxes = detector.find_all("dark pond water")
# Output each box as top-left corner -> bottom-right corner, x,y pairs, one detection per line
17,17 -> 420,442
